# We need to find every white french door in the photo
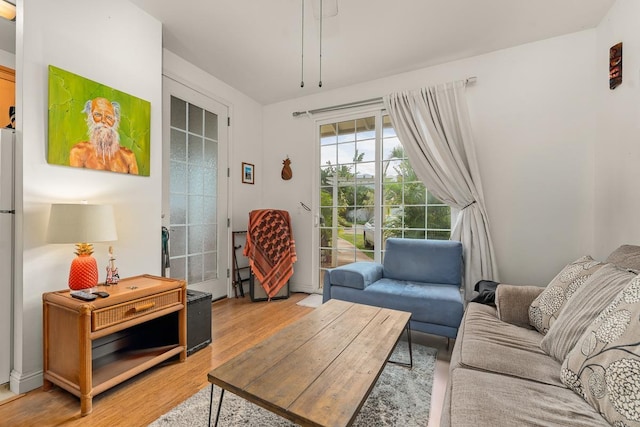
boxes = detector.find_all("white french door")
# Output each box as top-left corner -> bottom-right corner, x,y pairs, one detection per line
162,77 -> 229,299
316,111 -> 453,289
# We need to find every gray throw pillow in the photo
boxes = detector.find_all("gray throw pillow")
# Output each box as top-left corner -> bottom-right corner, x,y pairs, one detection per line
541,263 -> 636,362
561,274 -> 640,427
528,256 -> 602,334
605,244 -> 640,272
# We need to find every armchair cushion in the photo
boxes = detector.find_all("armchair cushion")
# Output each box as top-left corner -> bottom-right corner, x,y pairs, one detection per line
364,278 -> 463,327
383,238 -> 462,285
327,261 -> 383,290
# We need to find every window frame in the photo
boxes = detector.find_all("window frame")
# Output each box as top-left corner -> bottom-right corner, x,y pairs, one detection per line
314,108 -> 455,290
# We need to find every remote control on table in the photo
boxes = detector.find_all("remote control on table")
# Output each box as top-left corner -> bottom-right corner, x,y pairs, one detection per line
70,291 -> 98,301
92,291 -> 110,298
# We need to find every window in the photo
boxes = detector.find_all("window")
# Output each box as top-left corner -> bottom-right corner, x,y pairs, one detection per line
318,113 -> 451,282
381,115 -> 452,241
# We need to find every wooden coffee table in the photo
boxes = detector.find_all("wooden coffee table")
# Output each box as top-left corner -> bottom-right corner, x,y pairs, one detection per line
207,299 -> 412,426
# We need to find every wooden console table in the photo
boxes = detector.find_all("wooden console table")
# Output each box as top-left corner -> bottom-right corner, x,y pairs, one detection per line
42,274 -> 187,416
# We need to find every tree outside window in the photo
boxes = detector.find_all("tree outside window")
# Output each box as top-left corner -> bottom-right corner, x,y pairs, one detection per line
319,114 -> 451,281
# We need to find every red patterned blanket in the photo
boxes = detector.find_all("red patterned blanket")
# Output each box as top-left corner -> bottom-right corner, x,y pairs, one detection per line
243,209 -> 297,299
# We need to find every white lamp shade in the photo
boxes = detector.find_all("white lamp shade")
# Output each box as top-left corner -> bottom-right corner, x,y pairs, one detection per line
47,204 -> 118,244
0,0 -> 16,21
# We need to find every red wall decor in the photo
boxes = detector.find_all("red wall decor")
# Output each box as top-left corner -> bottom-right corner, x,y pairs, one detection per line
609,42 -> 622,90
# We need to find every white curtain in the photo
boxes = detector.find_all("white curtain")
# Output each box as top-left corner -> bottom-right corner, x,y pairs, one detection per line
383,80 -> 498,300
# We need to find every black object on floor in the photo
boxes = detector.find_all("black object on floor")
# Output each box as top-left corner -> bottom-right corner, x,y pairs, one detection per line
232,231 -> 250,298
187,289 -> 212,356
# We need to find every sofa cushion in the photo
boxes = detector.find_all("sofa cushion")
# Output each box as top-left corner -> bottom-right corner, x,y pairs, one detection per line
452,303 -> 564,387
327,262 -> 383,290
605,244 -> 640,272
382,238 -> 462,285
448,369 -> 610,427
541,263 -> 636,362
561,275 -> 640,427
496,284 -> 544,329
449,303 -> 497,373
529,255 -> 603,334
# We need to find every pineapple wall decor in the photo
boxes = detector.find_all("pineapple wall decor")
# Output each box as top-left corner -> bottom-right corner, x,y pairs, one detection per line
281,156 -> 292,180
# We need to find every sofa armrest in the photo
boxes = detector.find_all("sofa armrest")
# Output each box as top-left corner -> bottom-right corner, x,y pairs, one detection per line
495,284 -> 544,328
326,262 -> 383,291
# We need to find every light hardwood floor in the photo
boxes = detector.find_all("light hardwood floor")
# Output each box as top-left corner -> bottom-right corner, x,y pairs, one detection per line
0,292 -> 450,426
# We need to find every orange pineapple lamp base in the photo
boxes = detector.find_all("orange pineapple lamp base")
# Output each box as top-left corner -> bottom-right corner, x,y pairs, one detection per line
68,245 -> 99,290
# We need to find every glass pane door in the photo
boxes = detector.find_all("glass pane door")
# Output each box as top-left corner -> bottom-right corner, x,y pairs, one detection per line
318,116 -> 377,286
163,78 -> 228,299
317,113 -> 452,290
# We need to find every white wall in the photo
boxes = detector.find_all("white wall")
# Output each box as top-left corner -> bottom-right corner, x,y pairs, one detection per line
0,49 -> 14,69
0,19 -> 15,58
594,0 -> 640,258
263,30 -> 599,290
12,0 -> 162,393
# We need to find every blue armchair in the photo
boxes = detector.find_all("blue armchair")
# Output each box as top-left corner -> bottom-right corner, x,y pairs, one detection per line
323,238 -> 464,339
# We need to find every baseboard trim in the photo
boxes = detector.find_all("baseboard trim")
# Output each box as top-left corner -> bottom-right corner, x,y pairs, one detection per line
10,369 -> 42,394
290,282 -> 319,295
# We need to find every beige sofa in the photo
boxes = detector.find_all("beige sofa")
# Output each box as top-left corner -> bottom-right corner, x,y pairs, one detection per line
441,245 -> 640,427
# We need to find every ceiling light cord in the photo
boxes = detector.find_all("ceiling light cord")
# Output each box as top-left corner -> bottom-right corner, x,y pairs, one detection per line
300,0 -> 305,88
319,0 -> 323,87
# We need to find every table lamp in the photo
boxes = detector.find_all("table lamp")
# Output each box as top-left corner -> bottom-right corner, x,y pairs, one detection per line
47,203 -> 118,290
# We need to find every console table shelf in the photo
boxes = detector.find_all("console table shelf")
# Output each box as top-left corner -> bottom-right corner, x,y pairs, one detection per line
42,275 -> 187,416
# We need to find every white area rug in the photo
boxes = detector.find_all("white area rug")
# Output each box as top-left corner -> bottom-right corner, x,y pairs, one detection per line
149,341 -> 436,426
295,293 -> 323,308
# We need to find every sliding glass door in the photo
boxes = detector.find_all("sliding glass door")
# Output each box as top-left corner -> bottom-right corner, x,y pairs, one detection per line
317,112 -> 451,288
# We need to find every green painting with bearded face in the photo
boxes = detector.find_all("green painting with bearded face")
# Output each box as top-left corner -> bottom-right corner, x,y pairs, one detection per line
47,65 -> 151,176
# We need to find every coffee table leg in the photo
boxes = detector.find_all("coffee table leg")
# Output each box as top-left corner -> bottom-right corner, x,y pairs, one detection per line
208,385 -> 225,427
388,320 -> 413,369
208,385 -> 213,427
406,321 -> 413,369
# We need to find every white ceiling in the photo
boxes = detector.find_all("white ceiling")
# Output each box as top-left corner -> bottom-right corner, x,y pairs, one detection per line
3,1 -> 616,104
129,0 -> 615,105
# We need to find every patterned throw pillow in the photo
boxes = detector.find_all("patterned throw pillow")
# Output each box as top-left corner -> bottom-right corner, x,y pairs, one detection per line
541,264 -> 636,362
529,256 -> 603,334
561,274 -> 640,427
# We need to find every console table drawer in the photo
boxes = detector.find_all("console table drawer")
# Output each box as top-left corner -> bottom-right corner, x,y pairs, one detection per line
92,289 -> 182,331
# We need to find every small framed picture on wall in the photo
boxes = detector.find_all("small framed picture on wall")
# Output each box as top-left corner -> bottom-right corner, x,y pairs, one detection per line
242,162 -> 255,184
